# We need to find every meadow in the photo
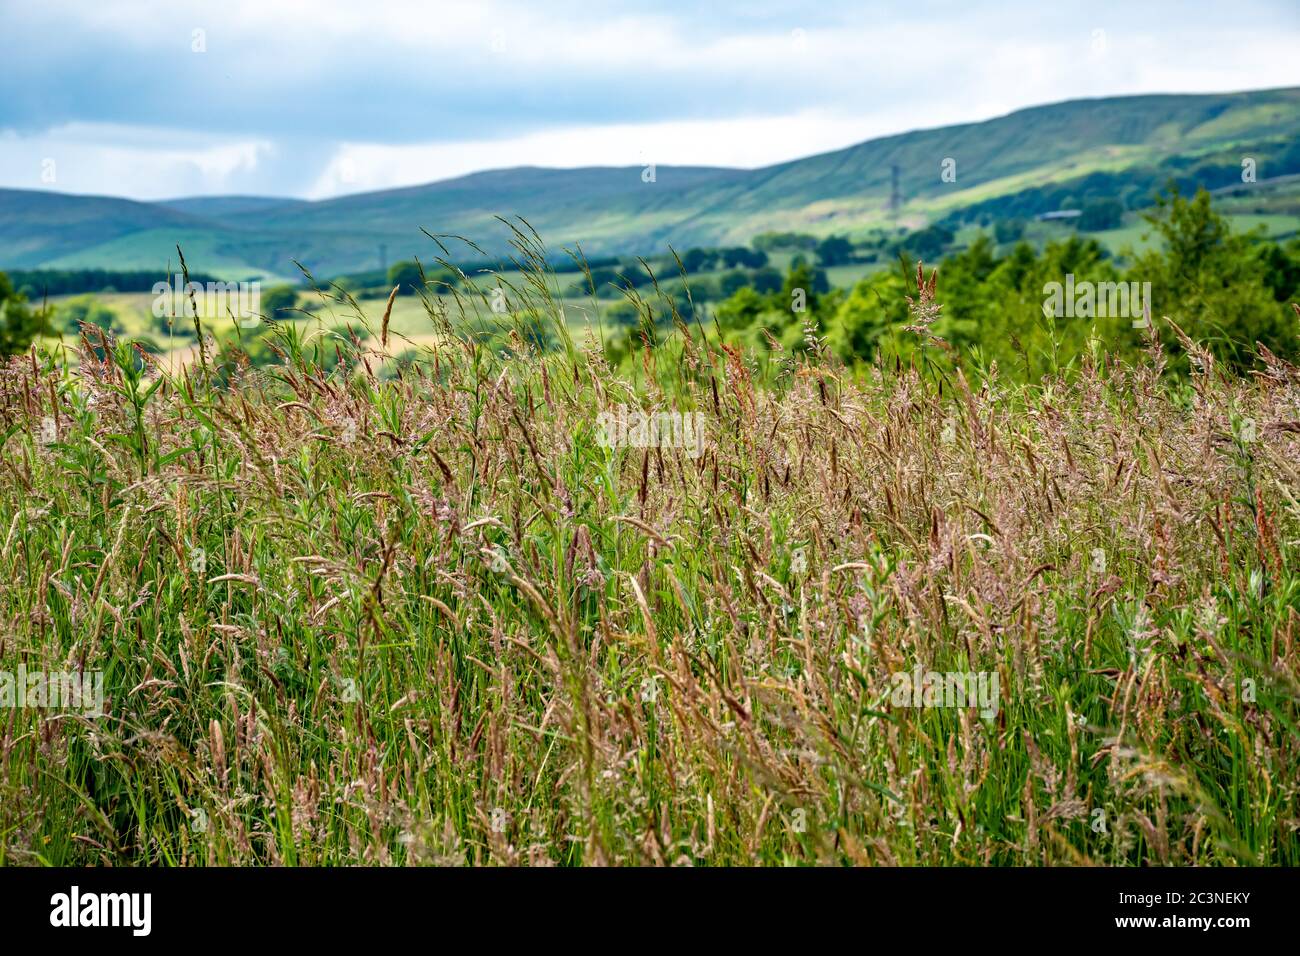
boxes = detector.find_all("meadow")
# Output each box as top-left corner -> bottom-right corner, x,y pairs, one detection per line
1,229 -> 1297,866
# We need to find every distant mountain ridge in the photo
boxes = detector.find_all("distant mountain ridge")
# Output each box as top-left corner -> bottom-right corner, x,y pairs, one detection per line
3,86 -> 1298,282
155,196 -> 309,218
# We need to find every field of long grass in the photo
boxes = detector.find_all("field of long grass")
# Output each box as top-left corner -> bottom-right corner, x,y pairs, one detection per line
2,237 -> 1298,866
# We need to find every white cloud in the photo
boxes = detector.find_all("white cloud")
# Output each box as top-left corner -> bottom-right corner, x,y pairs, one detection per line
0,1 -> 1296,199
0,124 -> 275,198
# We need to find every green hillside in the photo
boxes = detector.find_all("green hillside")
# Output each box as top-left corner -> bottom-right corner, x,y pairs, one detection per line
0,190 -> 207,266
3,87 -> 1298,280
155,195 -> 309,218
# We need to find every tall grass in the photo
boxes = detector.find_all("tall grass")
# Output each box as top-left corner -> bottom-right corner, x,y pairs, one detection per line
1,228 -> 1297,866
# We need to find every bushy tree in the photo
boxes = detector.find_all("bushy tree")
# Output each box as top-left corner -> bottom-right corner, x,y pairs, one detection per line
1258,239 -> 1300,305
897,224 -> 954,262
825,268 -> 910,360
750,266 -> 783,294
816,235 -> 854,266
718,269 -> 751,297
602,299 -> 642,327
0,271 -> 52,355
721,247 -> 768,269
715,287 -> 766,330
57,294 -> 122,336
1133,187 -> 1290,368
388,260 -> 424,294
1078,198 -> 1124,231
782,261 -> 830,306
681,248 -> 716,274
260,284 -> 297,320
387,260 -> 456,295
994,218 -> 1026,244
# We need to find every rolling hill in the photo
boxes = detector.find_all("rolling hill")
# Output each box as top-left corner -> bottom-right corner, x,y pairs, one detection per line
3,86 -> 1298,282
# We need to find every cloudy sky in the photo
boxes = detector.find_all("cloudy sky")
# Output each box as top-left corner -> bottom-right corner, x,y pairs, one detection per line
2,0 -> 1297,201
